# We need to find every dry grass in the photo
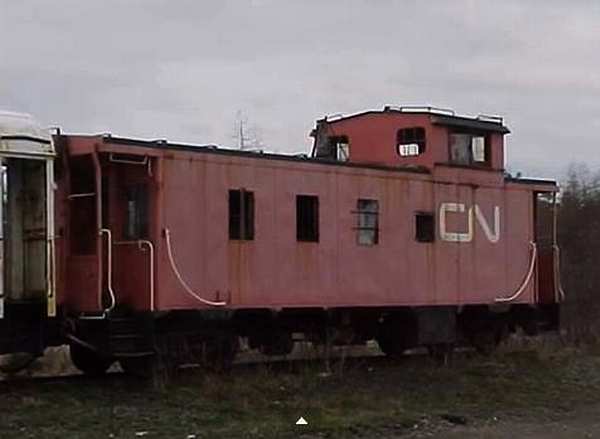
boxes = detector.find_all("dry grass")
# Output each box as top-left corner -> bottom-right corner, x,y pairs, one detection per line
2,339 -> 600,438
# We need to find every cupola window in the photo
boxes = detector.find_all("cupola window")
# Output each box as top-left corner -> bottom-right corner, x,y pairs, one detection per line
397,127 -> 426,157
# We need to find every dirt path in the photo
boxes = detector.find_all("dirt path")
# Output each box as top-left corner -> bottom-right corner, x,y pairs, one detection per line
405,404 -> 600,439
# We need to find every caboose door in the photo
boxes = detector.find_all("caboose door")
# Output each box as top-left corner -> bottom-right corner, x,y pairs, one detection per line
535,192 -> 558,304
104,154 -> 155,312
66,154 -> 106,312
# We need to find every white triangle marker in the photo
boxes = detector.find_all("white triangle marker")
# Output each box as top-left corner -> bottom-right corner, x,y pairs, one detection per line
296,417 -> 308,425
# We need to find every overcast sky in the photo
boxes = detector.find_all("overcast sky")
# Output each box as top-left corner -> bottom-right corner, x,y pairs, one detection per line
1,0 -> 599,178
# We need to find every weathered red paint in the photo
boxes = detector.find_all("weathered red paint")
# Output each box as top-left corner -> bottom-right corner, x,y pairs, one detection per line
54,110 -> 558,316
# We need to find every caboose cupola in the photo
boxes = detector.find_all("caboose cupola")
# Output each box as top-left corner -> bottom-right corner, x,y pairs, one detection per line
311,106 -> 510,172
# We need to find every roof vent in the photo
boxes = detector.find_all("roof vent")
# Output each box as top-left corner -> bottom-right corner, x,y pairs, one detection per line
477,114 -> 504,124
325,113 -> 344,121
384,105 -> 455,116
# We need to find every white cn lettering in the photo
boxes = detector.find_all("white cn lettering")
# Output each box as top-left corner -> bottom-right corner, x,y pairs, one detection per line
439,202 -> 500,243
439,203 -> 473,242
473,205 -> 500,243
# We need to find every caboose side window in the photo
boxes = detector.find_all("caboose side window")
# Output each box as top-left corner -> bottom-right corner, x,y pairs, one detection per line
397,127 -> 426,157
449,133 -> 489,166
471,136 -> 487,163
333,136 -> 350,162
316,136 -> 349,162
355,199 -> 379,246
415,212 -> 435,242
229,189 -> 254,240
296,195 -> 319,242
125,184 -> 148,240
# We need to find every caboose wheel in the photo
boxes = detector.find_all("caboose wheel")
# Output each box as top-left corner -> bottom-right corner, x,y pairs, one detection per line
375,334 -> 408,357
204,335 -> 239,372
69,343 -> 113,376
258,332 -> 294,356
376,314 -> 417,357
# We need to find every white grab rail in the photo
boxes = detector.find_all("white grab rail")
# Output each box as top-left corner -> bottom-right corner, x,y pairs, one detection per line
553,244 -> 566,302
495,241 -> 537,303
99,228 -> 117,313
164,228 -> 226,307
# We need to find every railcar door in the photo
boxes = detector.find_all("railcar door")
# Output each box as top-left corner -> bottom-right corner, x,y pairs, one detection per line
66,151 -> 155,314
104,153 -> 155,312
535,191 -> 558,304
65,154 -> 106,312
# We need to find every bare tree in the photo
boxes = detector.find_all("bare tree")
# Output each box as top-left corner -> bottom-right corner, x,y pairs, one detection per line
232,110 -> 265,151
558,163 -> 600,342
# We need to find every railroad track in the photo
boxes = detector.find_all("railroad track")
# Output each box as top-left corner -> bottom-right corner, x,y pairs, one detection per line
0,342 -> 446,385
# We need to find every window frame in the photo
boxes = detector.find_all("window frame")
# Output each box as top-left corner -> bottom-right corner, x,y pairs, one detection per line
124,184 -> 149,240
354,198 -> 379,246
397,127 -> 426,157
296,194 -> 319,242
448,131 -> 491,167
229,188 -> 255,241
415,211 -> 435,243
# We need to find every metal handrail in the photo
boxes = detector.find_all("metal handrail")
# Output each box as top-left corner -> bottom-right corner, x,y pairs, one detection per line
495,242 -> 537,303
99,228 -> 116,313
553,244 -> 566,302
164,228 -> 227,307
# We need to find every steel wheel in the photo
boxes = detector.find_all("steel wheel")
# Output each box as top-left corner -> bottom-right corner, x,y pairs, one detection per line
69,343 -> 112,376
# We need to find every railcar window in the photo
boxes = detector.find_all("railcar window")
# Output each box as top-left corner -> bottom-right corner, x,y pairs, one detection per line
296,195 -> 319,242
397,127 -> 426,157
316,136 -> 349,161
333,136 -> 350,162
355,199 -> 379,245
69,155 -> 97,254
449,133 -> 489,166
415,212 -> 435,242
471,136 -> 487,163
229,189 -> 254,240
125,185 -> 148,240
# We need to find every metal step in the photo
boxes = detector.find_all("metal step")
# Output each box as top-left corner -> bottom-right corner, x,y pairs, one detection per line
107,316 -> 154,355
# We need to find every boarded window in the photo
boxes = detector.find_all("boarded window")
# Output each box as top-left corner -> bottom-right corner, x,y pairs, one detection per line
125,185 -> 148,240
229,189 -> 254,240
356,199 -> 379,245
415,212 -> 435,242
397,127 -> 426,157
449,133 -> 489,166
296,195 -> 319,242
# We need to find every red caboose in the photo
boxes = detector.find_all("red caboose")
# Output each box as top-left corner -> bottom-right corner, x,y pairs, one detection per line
54,107 -> 561,375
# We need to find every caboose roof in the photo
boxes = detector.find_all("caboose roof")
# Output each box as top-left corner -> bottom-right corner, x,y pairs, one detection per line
56,133 -> 557,191
316,106 -> 510,134
0,111 -> 52,143
0,110 -> 54,157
